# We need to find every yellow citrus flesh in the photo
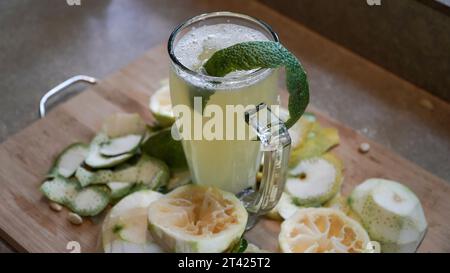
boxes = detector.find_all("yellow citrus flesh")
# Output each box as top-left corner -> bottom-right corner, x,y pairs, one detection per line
154,188 -> 236,235
148,185 -> 247,253
279,208 -> 374,253
149,81 -> 175,127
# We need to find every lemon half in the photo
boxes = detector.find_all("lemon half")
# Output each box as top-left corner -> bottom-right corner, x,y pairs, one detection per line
148,185 -> 248,253
279,208 -> 377,253
149,81 -> 175,127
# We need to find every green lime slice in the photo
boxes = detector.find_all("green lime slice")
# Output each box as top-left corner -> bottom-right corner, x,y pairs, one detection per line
204,41 -> 309,128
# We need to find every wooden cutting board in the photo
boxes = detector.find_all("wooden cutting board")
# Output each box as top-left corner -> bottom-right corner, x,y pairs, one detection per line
0,45 -> 449,253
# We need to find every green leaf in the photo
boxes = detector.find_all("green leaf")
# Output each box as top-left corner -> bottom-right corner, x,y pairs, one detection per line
230,238 -> 248,253
204,41 -> 309,128
141,128 -> 188,170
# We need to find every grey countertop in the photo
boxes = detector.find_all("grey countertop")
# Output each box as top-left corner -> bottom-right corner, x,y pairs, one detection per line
0,0 -> 449,252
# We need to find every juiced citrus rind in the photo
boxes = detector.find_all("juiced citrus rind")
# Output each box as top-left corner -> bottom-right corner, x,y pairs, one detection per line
285,153 -> 343,207
101,113 -> 147,138
102,190 -> 164,253
147,185 -> 248,253
279,108 -> 315,150
289,122 -> 340,166
244,243 -> 270,253
279,208 -> 375,253
324,193 -> 350,215
266,192 -> 301,220
348,178 -> 427,253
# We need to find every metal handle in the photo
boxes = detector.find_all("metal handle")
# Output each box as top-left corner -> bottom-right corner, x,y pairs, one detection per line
39,75 -> 97,118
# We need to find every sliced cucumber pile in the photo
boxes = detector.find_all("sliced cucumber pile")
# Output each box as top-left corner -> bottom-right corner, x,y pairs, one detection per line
40,112 -> 182,222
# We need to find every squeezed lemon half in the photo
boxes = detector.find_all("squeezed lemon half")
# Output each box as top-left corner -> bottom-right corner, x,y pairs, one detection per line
279,208 -> 377,253
148,185 -> 248,253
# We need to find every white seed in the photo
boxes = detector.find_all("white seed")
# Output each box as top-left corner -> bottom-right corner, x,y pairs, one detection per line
359,142 -> 371,153
49,202 -> 62,212
419,99 -> 434,110
67,212 -> 83,225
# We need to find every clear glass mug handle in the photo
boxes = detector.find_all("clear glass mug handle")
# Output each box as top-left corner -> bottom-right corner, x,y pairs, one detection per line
242,103 -> 291,228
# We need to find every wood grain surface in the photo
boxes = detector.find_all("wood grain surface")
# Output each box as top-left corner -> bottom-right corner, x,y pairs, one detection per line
0,45 -> 448,253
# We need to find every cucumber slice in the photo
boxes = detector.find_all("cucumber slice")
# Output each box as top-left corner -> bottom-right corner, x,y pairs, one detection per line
85,134 -> 134,169
49,143 -> 88,178
102,113 -> 147,138
108,182 -> 134,200
75,167 -> 113,187
40,176 -> 80,205
99,134 -> 142,157
67,186 -> 110,216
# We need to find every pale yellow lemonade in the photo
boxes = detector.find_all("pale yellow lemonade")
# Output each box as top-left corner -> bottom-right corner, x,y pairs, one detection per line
170,23 -> 279,194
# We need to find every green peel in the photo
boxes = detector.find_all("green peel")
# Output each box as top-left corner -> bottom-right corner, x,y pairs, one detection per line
204,41 -> 309,128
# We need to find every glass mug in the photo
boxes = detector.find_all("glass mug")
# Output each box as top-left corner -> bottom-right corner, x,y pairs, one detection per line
168,12 -> 291,227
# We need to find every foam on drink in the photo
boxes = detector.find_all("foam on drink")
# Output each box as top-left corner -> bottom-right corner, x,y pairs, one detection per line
174,24 -> 268,76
